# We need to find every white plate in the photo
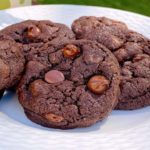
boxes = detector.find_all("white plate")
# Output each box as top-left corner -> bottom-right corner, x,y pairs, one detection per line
0,5 -> 150,150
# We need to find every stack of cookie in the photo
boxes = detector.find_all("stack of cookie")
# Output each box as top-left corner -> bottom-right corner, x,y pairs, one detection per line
0,17 -> 149,129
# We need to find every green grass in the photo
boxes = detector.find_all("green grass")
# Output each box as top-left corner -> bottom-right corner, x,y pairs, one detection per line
38,0 -> 150,16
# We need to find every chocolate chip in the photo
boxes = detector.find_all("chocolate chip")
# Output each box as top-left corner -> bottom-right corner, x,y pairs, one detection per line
26,26 -> 41,39
45,70 -> 65,84
62,44 -> 80,58
45,113 -> 64,122
87,75 -> 109,94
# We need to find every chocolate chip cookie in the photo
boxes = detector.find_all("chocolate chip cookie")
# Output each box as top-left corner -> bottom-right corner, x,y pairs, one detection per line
72,16 -> 150,110
0,34 -> 25,91
17,40 -> 120,129
1,20 -> 75,54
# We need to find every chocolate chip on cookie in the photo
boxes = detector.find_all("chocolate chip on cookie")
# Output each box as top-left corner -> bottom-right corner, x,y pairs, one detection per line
62,44 -> 80,58
87,75 -> 109,94
25,25 -> 41,39
45,70 -> 65,84
45,113 -> 64,123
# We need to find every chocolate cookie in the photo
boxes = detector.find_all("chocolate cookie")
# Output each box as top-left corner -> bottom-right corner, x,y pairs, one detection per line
0,34 -> 25,91
1,20 -> 75,54
17,40 -> 120,129
72,16 -> 150,110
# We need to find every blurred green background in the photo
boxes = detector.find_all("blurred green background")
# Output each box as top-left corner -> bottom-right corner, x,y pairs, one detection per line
37,0 -> 150,16
0,0 -> 150,16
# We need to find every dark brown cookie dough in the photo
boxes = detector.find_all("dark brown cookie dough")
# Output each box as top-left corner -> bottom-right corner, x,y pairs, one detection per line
72,16 -> 150,110
0,34 -> 25,91
1,20 -> 75,54
17,40 -> 120,129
